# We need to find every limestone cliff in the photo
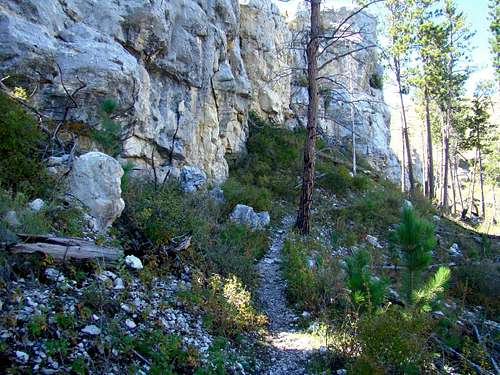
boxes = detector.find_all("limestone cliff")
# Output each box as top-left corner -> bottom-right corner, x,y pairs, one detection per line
284,7 -> 401,182
0,0 -> 400,184
0,0 -> 250,183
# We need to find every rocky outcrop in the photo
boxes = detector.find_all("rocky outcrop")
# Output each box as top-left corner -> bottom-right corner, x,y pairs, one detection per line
0,1 -> 400,184
287,8 -> 401,182
240,0 -> 292,123
0,0 -> 251,183
69,152 -> 124,232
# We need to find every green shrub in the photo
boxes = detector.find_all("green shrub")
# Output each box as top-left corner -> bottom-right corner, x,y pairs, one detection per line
369,73 -> 384,90
352,308 -> 433,374
451,262 -> 500,319
317,164 -> 353,194
189,274 -> 266,338
90,99 -> 122,157
282,237 -> 342,312
388,208 -> 451,312
208,222 -> 268,288
331,187 -> 403,236
0,92 -> 51,197
222,177 -> 272,212
120,179 -> 268,287
229,112 -> 304,203
342,248 -> 387,312
0,189 -> 85,238
352,174 -> 371,191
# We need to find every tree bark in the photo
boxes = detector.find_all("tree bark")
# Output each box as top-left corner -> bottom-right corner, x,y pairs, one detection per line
394,58 -> 415,193
296,0 -> 320,235
478,144 -> 485,218
441,119 -> 450,211
454,157 -> 464,211
424,86 -> 434,199
468,149 -> 478,216
450,157 -> 457,215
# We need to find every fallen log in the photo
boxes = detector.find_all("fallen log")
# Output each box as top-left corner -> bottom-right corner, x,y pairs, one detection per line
9,234 -> 122,262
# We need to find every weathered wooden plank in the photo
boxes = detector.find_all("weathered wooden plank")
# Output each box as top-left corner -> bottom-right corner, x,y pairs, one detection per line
10,236 -> 122,261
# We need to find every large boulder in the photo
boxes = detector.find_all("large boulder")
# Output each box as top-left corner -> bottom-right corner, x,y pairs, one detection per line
69,152 -> 124,232
229,204 -> 270,230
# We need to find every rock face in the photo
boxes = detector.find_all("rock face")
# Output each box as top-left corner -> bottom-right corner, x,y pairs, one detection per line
69,152 -> 124,232
287,8 -> 401,182
0,1 -> 400,184
0,0 -> 251,183
240,0 -> 292,123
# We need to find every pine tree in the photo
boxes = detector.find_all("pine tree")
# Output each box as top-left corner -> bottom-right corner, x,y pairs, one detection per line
455,82 -> 496,218
413,14 -> 448,201
438,0 -> 472,211
385,0 -> 418,193
343,248 -> 387,312
394,207 -> 436,305
489,0 -> 500,86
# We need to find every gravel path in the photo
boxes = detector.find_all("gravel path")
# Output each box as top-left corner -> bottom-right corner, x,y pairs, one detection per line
257,216 -> 322,375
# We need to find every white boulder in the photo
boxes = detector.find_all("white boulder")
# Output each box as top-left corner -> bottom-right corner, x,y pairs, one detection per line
125,255 -> 143,270
229,204 -> 270,230
69,152 -> 124,232
29,199 -> 45,212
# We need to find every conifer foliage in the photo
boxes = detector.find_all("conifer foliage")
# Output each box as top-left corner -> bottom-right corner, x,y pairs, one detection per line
392,207 -> 450,310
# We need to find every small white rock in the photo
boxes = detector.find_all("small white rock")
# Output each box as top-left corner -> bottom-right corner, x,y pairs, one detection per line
114,278 -> 124,290
125,319 -> 137,329
45,268 -> 65,282
366,234 -> 382,248
124,255 -> 143,270
29,199 -> 45,212
81,325 -> 101,335
15,351 -> 29,363
449,243 -> 462,257
4,210 -> 20,227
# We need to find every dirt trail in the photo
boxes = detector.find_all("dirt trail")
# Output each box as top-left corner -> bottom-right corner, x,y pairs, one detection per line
256,216 -> 322,375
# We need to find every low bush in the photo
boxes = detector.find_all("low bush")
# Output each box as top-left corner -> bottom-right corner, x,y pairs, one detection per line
120,180 -> 268,287
369,73 -> 384,90
281,237 -> 342,313
229,112 -> 304,204
343,248 -> 387,312
207,223 -> 268,288
331,187 -> 403,236
451,262 -> 500,319
0,189 -> 86,239
186,273 -> 267,338
352,308 -> 434,374
0,92 -> 52,197
89,99 -> 122,157
222,178 -> 272,212
317,164 -> 353,194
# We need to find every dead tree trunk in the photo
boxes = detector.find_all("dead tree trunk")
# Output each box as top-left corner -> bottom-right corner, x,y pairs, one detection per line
468,150 -> 478,215
394,58 -> 415,193
424,86 -> 435,199
441,125 -> 450,211
477,141 -> 486,219
450,157 -> 457,215
454,157 -> 464,211
296,0 -> 320,235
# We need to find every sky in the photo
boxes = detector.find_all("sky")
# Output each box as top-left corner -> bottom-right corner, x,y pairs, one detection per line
272,0 -> 495,94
